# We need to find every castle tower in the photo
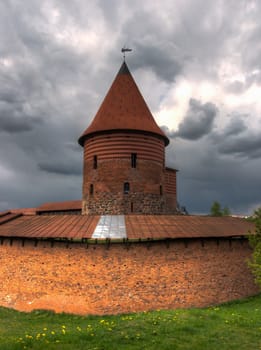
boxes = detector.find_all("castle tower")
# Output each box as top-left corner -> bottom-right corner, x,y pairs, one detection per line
78,61 -> 177,215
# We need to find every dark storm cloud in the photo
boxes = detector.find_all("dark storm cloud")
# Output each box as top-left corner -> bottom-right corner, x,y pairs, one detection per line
240,2 -> 261,76
0,113 -> 42,133
210,115 -> 261,159
116,6 -> 190,82
218,134 -> 261,159
166,136 -> 261,215
165,104 -> 260,214
0,88 -> 23,104
38,157 -> 82,175
167,98 -> 218,140
0,92 -> 43,133
117,1 -> 251,84
15,121 -> 83,176
222,117 -> 247,136
131,41 -> 183,82
225,72 -> 261,94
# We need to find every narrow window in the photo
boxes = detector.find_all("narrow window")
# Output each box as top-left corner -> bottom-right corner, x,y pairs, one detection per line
124,182 -> 130,194
89,184 -> 94,195
131,153 -> 137,168
93,155 -> 97,169
131,202 -> 134,212
160,185 -> 163,196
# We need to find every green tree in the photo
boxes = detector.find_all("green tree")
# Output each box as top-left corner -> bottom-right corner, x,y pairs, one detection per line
248,207 -> 261,288
210,201 -> 231,216
223,206 -> 231,216
210,201 -> 223,216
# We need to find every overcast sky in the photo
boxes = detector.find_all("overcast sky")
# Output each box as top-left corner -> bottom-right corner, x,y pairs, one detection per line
0,0 -> 261,215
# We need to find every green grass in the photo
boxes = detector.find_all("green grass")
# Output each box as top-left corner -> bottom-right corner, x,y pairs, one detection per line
0,295 -> 260,350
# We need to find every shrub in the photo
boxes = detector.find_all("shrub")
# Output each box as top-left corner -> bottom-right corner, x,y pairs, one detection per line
248,207 -> 261,288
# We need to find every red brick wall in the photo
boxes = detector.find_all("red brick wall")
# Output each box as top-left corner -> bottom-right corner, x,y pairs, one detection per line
164,167 -> 177,211
0,238 -> 258,315
82,132 -> 177,214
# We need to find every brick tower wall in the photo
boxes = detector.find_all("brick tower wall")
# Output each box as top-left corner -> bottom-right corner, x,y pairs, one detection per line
165,167 -> 177,212
82,132 -> 177,214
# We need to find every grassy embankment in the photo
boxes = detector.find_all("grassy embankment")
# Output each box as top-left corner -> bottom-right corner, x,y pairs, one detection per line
0,294 -> 260,350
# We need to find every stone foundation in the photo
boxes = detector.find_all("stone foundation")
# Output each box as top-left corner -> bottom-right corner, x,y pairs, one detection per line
83,192 -> 176,215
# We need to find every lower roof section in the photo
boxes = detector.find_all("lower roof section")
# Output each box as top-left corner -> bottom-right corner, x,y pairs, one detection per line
0,212 -> 22,225
36,200 -> 82,213
0,213 -> 254,240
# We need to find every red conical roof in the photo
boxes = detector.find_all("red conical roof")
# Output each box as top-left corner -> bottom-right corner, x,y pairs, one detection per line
78,61 -> 169,146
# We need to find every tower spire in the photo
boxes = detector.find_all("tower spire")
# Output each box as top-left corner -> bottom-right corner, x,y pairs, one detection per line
78,59 -> 169,146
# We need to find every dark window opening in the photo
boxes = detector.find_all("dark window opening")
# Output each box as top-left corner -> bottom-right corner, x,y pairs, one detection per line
90,184 -> 94,195
131,202 -> 134,212
160,185 -> 163,196
124,182 -> 130,194
131,153 -> 137,168
93,155 -> 97,169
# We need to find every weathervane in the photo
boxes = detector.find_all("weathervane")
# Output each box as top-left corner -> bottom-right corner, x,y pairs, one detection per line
121,46 -> 132,61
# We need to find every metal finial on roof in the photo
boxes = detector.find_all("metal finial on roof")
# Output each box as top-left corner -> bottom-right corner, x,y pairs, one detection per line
121,46 -> 132,61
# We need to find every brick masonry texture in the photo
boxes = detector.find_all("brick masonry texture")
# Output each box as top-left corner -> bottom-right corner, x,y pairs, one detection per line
0,238 -> 259,315
82,133 -> 177,215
